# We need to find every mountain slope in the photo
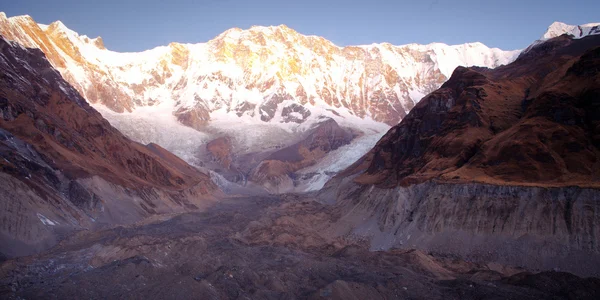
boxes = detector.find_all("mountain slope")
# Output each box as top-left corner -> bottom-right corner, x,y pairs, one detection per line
343,34 -> 600,188
320,34 -> 600,277
0,36 -> 218,258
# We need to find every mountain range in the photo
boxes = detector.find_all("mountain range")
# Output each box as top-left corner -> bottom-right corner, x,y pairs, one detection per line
2,13 -> 598,193
0,12 -> 520,127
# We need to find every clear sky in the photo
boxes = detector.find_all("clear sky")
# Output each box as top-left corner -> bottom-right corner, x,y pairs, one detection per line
3,0 -> 599,52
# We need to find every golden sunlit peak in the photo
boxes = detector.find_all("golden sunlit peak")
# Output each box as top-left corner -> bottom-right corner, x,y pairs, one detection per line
49,20 -> 65,27
276,24 -> 300,35
222,27 -> 243,34
47,20 -> 70,33
214,27 -> 244,41
7,14 -> 35,23
92,36 -> 105,49
225,27 -> 243,33
249,24 -> 294,32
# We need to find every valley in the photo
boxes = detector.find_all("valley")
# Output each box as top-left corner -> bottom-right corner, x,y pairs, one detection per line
1,8 -> 600,299
3,194 -> 599,299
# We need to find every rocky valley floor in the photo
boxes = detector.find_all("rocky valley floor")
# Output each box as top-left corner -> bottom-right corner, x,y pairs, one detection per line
1,194 -> 599,300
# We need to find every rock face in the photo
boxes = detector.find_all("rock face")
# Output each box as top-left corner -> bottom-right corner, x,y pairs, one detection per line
250,119 -> 354,193
321,34 -> 600,276
0,13 -> 520,127
206,137 -> 234,170
204,136 -> 247,184
0,37 -> 218,258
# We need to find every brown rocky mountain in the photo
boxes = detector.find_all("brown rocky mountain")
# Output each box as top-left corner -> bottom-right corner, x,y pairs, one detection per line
249,118 -> 354,192
199,118 -> 355,193
320,34 -> 600,277
343,34 -> 600,187
0,36 -> 218,259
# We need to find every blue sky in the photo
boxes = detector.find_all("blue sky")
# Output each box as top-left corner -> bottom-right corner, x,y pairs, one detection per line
3,0 -> 599,52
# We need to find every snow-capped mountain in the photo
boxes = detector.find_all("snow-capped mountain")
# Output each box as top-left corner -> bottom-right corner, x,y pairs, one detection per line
521,22 -> 600,55
0,12 -> 519,128
1,13 -> 594,192
542,21 -> 600,40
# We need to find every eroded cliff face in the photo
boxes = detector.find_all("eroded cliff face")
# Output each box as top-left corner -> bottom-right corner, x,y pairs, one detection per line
321,177 -> 600,277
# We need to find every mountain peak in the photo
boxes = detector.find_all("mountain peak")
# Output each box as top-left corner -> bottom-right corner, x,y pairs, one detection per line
45,20 -> 82,48
249,24 -> 291,31
93,36 -> 105,49
216,27 -> 243,40
542,21 -> 600,40
241,24 -> 297,38
0,11 -> 549,129
84,35 -> 105,49
48,20 -> 69,33
543,21 -> 575,39
6,14 -> 35,24
213,24 -> 302,46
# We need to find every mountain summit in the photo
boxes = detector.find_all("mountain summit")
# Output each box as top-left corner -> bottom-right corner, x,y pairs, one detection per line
542,21 -> 600,40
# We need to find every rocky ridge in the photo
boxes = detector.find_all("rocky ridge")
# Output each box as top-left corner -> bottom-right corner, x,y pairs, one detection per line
0,36 -> 218,258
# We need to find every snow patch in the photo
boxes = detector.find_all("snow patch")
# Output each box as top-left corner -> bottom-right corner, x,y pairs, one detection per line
295,131 -> 386,192
94,103 -> 210,167
37,213 -> 58,226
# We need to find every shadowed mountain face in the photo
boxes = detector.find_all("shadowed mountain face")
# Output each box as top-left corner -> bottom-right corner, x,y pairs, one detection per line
0,36 -> 218,258
320,35 -> 600,277
343,34 -> 600,188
